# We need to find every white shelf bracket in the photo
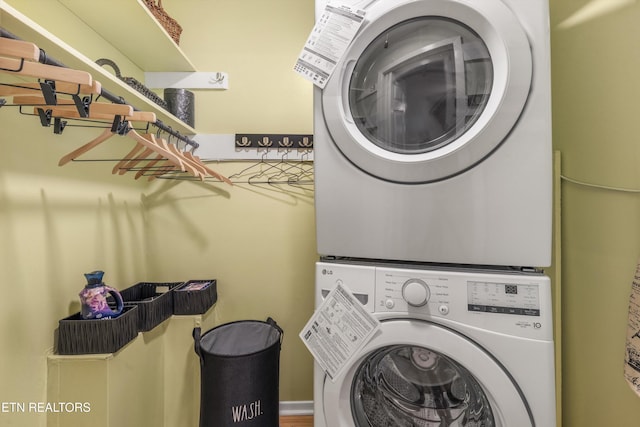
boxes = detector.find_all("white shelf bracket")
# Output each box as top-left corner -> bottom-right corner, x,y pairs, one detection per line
144,72 -> 229,90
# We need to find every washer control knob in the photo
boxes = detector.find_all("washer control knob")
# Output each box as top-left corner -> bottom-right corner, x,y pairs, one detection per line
402,279 -> 430,307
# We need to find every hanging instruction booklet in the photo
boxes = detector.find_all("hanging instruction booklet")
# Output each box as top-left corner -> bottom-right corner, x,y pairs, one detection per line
299,282 -> 380,380
294,3 -> 366,89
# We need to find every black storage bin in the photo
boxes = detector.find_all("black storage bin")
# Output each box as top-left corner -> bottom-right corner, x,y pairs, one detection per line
173,279 -> 217,315
57,306 -> 138,355
193,318 -> 283,427
118,282 -> 183,331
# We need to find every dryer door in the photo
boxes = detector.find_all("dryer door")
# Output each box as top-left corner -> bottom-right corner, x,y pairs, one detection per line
321,320 -> 533,426
321,0 -> 532,183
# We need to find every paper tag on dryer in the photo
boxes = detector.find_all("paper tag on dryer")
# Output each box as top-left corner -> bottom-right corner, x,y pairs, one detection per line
294,3 -> 366,88
300,282 -> 380,380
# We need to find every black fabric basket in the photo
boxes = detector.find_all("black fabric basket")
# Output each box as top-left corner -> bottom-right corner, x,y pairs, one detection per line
193,318 -> 283,427
95,58 -> 168,110
173,279 -> 217,315
118,282 -> 183,331
57,306 -> 138,355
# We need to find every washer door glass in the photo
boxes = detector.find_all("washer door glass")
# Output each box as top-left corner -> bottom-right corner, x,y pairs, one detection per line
352,345 -> 494,426
321,0 -> 532,183
349,17 -> 492,155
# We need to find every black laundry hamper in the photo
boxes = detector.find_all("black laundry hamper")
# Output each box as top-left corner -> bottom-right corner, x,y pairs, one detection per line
193,318 -> 283,427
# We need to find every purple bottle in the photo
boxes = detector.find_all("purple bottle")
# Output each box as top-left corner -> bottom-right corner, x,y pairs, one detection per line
79,271 -> 124,319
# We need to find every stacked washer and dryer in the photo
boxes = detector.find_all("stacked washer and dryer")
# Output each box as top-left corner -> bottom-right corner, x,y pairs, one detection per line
312,0 -> 556,426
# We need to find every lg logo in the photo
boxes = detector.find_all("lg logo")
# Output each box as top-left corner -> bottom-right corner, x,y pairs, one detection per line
322,269 -> 333,275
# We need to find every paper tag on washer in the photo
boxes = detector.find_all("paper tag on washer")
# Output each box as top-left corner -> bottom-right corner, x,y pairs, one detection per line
299,282 -> 380,380
293,3 -> 366,89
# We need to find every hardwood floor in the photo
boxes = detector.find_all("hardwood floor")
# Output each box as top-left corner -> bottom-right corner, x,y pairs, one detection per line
280,415 -> 313,426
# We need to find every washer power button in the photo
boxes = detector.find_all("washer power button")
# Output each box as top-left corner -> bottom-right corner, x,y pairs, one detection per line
438,305 -> 450,315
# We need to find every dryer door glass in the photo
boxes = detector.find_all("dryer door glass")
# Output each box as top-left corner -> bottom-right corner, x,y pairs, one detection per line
349,17 -> 493,155
351,345 -> 494,426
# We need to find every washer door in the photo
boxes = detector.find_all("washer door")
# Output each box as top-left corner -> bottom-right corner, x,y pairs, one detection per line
321,0 -> 532,183
321,320 -> 533,426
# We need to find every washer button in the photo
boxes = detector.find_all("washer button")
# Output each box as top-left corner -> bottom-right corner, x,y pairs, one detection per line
385,299 -> 395,309
438,305 -> 449,315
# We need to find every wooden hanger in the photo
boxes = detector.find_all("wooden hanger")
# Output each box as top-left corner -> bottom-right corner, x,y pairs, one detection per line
59,121 -> 178,169
59,127 -> 117,166
114,145 -> 155,175
126,130 -> 186,173
144,159 -> 182,182
0,56 -> 92,86
112,132 -> 162,175
130,135 -> 203,181
184,150 -> 233,185
134,154 -> 167,180
163,139 -> 202,179
30,102 -> 134,119
0,80 -> 102,97
140,144 -> 232,185
0,38 -> 40,61
45,106 -> 156,123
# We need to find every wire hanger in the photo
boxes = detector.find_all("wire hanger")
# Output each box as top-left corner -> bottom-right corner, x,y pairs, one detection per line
227,150 -> 270,182
248,150 -> 292,185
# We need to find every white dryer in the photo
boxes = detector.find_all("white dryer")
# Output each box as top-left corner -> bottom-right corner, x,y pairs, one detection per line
313,0 -> 553,267
313,260 -> 556,426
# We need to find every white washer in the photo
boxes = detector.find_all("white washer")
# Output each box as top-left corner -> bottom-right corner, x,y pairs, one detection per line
314,0 -> 552,267
313,260 -> 556,426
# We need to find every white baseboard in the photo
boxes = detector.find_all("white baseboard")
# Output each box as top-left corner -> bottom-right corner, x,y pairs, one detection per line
279,400 -> 314,416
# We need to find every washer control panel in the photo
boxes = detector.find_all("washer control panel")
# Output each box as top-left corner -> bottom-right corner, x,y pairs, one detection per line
376,270 -> 451,315
316,262 -> 553,339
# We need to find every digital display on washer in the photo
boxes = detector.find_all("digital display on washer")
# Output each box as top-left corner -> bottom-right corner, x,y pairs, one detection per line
467,281 -> 540,316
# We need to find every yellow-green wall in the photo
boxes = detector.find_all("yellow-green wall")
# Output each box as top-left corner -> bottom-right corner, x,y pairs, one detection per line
551,0 -> 640,425
1,1 -> 315,426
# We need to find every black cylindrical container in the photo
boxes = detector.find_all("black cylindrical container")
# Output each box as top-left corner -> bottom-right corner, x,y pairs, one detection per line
193,318 -> 283,427
164,88 -> 195,127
